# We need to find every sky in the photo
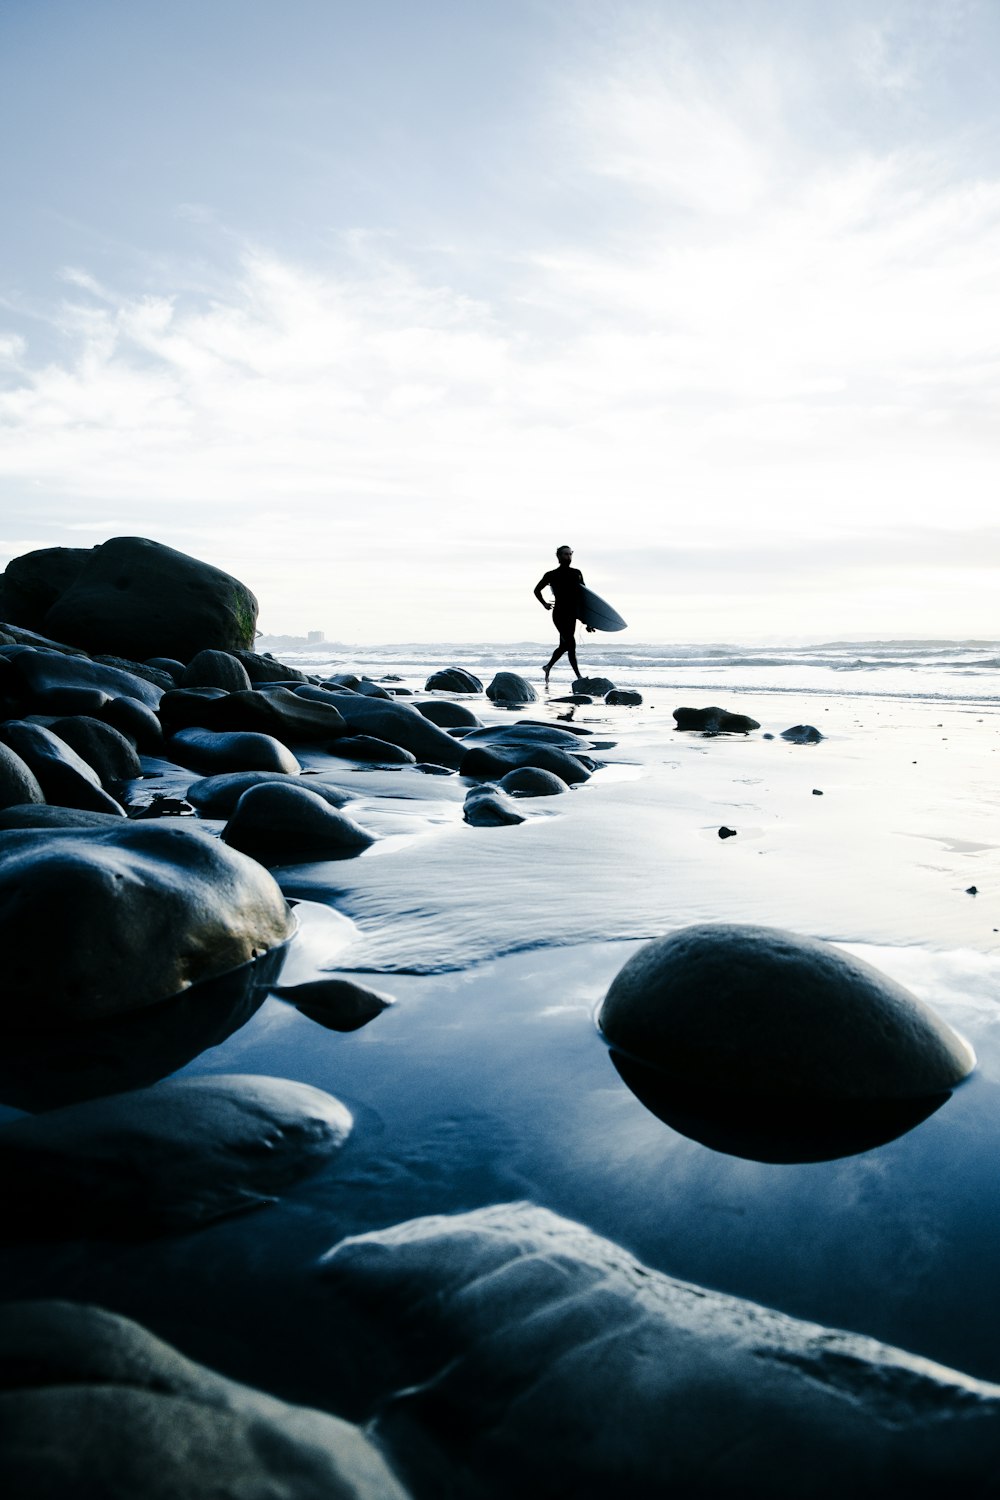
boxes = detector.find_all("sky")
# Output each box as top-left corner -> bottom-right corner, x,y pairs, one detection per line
1,0 -> 999,643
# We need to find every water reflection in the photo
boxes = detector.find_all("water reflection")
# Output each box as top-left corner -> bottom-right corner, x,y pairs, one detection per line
609,1049 -> 950,1163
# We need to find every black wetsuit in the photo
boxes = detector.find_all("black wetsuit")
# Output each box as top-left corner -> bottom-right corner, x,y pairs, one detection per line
535,564 -> 586,678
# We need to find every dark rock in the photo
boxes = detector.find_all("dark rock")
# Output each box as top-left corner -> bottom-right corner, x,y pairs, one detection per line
27,684 -> 111,716
598,922 -> 975,1101
145,656 -> 185,681
552,693 -> 593,703
100,695 -> 165,753
91,656 -> 177,691
762,732 -> 775,739
326,736 -> 417,764
0,545 -> 89,630
315,1201 -> 1000,1497
486,671 -> 537,705
812,788 -> 824,796
324,672 -> 361,690
0,742 -> 45,811
967,886 -> 978,896
40,536 -> 258,661
461,722 -> 589,749
185,771 -> 351,819
414,699 -> 482,729
0,1074 -> 352,1235
0,1302 -> 411,1500
223,782 -> 374,860
232,649 -> 309,684
0,805 -> 126,831
782,724 -> 824,743
718,826 -> 738,839
201,686 -> 347,743
498,767 -> 567,797
181,649 -> 253,692
273,977 -> 394,1032
606,689 -> 642,706
167,727 -> 301,775
425,667 -> 483,693
5,646 -> 163,711
460,744 -> 592,785
49,717 -> 142,788
353,679 -> 393,700
0,821 -> 294,1026
573,676 -> 616,695
0,721 -> 125,816
463,785 -> 526,827
673,705 -> 760,733
322,695 -> 466,768
158,686 -> 230,731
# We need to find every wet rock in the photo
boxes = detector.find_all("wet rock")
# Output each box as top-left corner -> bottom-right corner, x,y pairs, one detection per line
461,744 -> 592,785
322,695 -> 466,768
181,649 -> 253,693
167,726 -> 301,775
463,785 -> 526,826
185,770 -> 351,818
551,693 -> 593,704
461,722 -> 589,750
0,742 -> 45,811
673,705 -> 760,733
486,672 -> 537,705
315,1202 -> 1000,1497
498,766 -> 567,797
812,788 -> 824,796
0,721 -> 125,816
0,1301 -> 411,1499
0,821 -> 294,1027
5,646 -> 163,711
0,1074 -> 352,1236
273,977 -> 394,1032
324,672 -> 361,690
414,699 -> 482,729
145,655 -> 185,681
718,826 -> 738,839
40,536 -> 259,661
606,689 -> 642,706
200,687 -> 348,743
99,694 -> 165,753
782,724 -> 824,743
49,716 -> 142,788
353,679 -> 393,699
0,805 -> 126,831
231,648 -> 309,684
425,667 -> 483,693
0,545 -> 89,630
598,922 -> 975,1101
223,782 -> 374,860
326,736 -> 417,764
573,676 -> 616,695
158,686 -> 230,732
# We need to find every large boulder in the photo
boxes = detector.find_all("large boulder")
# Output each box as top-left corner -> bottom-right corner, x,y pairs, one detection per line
0,1301 -> 411,1499
39,537 -> 259,662
0,545 -> 89,630
0,821 -> 294,1027
322,695 -> 466,768
486,672 -> 537,705
0,1074 -> 352,1235
223,783 -> 374,861
232,648 -> 309,684
0,743 -> 45,811
0,721 -> 125,816
48,716 -> 142,788
167,726 -> 301,775
460,743 -> 593,785
181,649 -> 254,693
314,1203 -> 1000,1497
598,923 -> 975,1101
4,646 -> 163,711
201,686 -> 348,743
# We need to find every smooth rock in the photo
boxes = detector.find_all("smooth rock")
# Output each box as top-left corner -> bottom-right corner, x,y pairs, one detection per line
497,767 -> 567,797
0,1301 -> 411,1499
167,726 -> 301,775
0,742 -> 45,811
322,695 -> 466,768
413,699 -> 481,729
202,687 -> 348,743
606,689 -> 642,706
0,821 -> 294,1026
186,770 -> 351,818
181,649 -> 253,693
100,694 -> 165,752
233,649 -> 309,683
598,922 -> 976,1101
463,785 -> 526,827
315,1202 -> 1000,1498
425,667 -> 483,693
0,1074 -> 352,1235
223,782 -> 374,860
460,722 -> 589,749
486,672 -> 537,705
41,536 -> 259,661
673,705 -> 760,733
5,646 -> 163,710
273,977 -> 395,1032
0,545 -> 89,631
49,716 -> 142,787
0,805 -> 127,831
145,655 -> 185,681
158,686 -> 230,731
460,744 -> 592,785
782,723 -> 825,743
572,676 -> 616,695
0,721 -> 125,816
326,736 -> 417,765
354,679 -> 393,699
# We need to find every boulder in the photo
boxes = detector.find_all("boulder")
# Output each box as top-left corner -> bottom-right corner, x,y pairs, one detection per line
486,672 -> 537,705
0,821 -> 294,1027
201,686 -> 347,743
99,695 -> 165,753
322,695 -> 466,768
185,771 -> 351,819
782,724 -> 825,744
232,649 -> 309,684
323,673 -> 361,690
145,655 -> 185,680
4,646 -> 163,711
598,923 -> 975,1101
223,782 -> 374,860
573,676 -> 616,695
326,736 -> 417,765
461,722 -> 590,749
0,1074 -> 352,1236
158,686 -> 230,731
673,705 -> 760,733
552,693 -> 593,704
0,742 -> 45,811
0,721 -> 125,816
0,545 -> 89,630
167,727 -> 301,775
0,805 -> 128,831
0,1301 -> 411,1499
460,744 -> 592,785
425,667 -> 483,693
463,785 -> 526,827
40,537 -> 259,661
498,767 -> 567,798
315,1202 -> 1000,1497
606,689 -> 642,706
181,649 -> 253,693
273,977 -> 394,1032
353,679 -> 393,700
413,699 -> 481,729
49,716 -> 142,787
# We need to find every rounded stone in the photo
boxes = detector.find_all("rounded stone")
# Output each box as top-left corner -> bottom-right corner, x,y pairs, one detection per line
49,716 -> 142,787
425,667 -> 483,693
167,726 -> 301,775
606,689 -> 643,706
0,822 -> 294,1027
223,782 -> 374,860
414,699 -> 482,729
486,672 -> 538,705
0,742 -> 45,811
498,767 -> 567,797
181,648 -> 254,693
598,923 -> 975,1101
185,770 -> 351,818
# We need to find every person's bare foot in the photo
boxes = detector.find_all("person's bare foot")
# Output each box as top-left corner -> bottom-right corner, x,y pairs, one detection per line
543,665 -> 551,689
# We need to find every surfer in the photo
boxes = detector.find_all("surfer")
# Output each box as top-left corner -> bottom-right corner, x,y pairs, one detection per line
534,544 -> 594,687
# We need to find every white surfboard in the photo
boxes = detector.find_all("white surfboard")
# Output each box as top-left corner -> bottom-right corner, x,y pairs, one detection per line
578,586 -> 627,632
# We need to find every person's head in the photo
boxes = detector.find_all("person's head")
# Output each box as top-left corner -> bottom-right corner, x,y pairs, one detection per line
556,545 -> 573,564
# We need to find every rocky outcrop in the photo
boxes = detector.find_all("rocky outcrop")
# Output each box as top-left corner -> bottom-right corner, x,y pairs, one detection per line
598,923 -> 975,1100
37,537 -> 259,662
0,545 -> 89,630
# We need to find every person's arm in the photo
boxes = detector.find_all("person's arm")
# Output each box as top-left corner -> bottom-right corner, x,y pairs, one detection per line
576,569 -> 596,630
534,573 -> 553,610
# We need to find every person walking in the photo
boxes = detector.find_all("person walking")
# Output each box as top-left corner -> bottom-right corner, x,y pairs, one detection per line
534,544 -> 593,687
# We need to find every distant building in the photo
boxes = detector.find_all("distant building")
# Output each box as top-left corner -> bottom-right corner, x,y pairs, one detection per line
307,630 -> 325,643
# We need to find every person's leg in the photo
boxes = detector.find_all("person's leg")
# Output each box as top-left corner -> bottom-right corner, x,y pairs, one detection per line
544,642 -> 566,685
567,636 -> 582,679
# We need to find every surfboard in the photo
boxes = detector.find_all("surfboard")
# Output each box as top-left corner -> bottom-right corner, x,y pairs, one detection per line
578,586 -> 627,632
